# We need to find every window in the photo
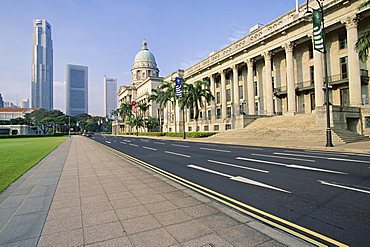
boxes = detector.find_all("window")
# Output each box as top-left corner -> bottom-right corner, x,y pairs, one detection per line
216,92 -> 221,104
226,73 -> 231,85
309,42 -> 313,59
216,108 -> 221,119
207,110 -> 211,120
365,117 -> 370,128
204,125 -> 209,131
227,107 -> 232,118
340,57 -> 348,79
239,85 -> 243,99
238,68 -> 243,81
310,66 -> 314,84
254,81 -> 258,96
253,64 -> 257,76
339,32 -> 347,50
215,76 -> 221,88
226,89 -> 231,102
225,124 -> 232,130
199,111 -> 202,119
188,126 -> 192,131
214,125 -> 219,131
255,102 -> 259,112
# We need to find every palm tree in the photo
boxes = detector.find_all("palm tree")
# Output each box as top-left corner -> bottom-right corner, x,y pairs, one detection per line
118,102 -> 133,132
356,1 -> 370,62
159,81 -> 177,132
149,85 -> 172,132
180,80 -> 214,132
136,100 -> 150,131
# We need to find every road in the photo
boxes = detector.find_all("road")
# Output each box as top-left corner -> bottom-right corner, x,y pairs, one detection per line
91,134 -> 370,246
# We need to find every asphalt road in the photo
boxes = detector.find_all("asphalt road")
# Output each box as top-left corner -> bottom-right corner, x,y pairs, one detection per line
91,134 -> 370,246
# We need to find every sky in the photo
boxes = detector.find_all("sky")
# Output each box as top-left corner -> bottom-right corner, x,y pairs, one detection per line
0,0 -> 306,116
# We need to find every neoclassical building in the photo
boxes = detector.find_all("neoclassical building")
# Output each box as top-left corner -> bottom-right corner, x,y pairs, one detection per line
113,41 -> 162,134
162,0 -> 370,136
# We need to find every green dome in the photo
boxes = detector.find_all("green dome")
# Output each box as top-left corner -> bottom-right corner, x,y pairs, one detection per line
134,49 -> 156,63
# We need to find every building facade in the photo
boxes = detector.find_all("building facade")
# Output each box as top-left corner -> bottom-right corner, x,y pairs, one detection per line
103,76 -> 117,118
21,99 -> 30,109
66,64 -> 88,116
31,19 -> 53,110
162,0 -> 370,136
113,41 -> 162,134
0,94 -> 4,108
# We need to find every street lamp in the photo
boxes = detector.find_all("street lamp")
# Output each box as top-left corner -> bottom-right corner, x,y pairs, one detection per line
306,0 -> 333,147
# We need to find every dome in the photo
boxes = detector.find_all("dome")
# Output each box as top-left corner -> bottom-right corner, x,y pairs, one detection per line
133,41 -> 157,69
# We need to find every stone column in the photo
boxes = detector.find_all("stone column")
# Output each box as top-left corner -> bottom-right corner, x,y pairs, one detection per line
246,59 -> 255,115
284,42 -> 296,114
344,15 -> 362,106
263,51 -> 274,115
210,75 -> 216,121
242,66 -> 248,113
232,65 -> 240,116
220,70 -> 227,119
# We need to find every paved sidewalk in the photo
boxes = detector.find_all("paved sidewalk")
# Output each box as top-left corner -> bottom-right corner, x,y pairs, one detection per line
32,136 -> 307,247
0,138 -> 71,246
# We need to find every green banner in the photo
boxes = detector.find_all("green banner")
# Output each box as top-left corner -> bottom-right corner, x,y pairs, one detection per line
313,9 -> 324,53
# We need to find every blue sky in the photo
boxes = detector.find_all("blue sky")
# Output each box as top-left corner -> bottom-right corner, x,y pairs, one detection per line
0,0 -> 305,115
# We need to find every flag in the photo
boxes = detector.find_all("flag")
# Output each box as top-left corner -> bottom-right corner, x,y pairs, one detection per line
132,101 -> 136,113
175,77 -> 183,97
313,9 -> 324,53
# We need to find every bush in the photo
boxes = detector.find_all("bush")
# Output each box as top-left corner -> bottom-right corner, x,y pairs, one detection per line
164,132 -> 218,138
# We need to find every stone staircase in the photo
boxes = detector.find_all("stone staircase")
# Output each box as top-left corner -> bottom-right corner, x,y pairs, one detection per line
208,114 -> 344,145
332,128 -> 370,143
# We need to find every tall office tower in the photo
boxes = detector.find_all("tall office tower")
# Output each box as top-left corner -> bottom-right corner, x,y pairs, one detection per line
103,76 -> 117,118
66,65 -> 88,116
21,99 -> 30,108
31,19 -> 53,110
0,94 -> 4,108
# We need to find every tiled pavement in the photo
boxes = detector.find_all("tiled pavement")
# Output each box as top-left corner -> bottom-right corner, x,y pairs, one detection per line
0,138 -> 72,247
0,136 -> 308,246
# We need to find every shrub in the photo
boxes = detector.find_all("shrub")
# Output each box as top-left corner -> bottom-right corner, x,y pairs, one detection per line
0,133 -> 66,139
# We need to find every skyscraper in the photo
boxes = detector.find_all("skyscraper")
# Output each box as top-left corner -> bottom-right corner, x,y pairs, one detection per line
103,76 -> 117,118
0,94 -> 4,108
21,99 -> 30,109
66,65 -> 88,116
31,19 -> 53,110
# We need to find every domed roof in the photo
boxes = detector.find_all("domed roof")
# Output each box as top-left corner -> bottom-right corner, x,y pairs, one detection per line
133,41 -> 157,69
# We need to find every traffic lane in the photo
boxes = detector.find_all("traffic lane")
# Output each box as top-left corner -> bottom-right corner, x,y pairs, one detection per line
93,136 -> 370,246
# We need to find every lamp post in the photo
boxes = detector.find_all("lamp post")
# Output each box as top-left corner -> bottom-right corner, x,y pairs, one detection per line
306,0 -> 333,147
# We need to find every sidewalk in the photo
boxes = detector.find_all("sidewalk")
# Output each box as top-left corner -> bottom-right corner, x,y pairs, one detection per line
1,136 -> 309,246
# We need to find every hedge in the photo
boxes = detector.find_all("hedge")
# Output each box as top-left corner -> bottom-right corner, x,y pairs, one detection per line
119,132 -> 218,138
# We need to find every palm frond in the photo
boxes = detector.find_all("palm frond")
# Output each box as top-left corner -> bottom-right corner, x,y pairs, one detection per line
356,30 -> 370,62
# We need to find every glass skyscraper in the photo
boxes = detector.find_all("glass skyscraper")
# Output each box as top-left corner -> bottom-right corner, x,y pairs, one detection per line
31,19 -> 53,110
103,76 -> 117,118
66,65 -> 88,116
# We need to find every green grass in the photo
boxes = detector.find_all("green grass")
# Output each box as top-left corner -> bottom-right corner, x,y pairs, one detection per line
0,136 -> 67,192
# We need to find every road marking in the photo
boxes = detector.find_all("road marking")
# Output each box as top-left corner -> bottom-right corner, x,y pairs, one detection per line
228,146 -> 263,150
154,142 -> 165,145
188,164 -> 232,178
120,142 -> 127,144
327,157 -> 370,164
105,141 -> 111,143
129,143 -> 138,147
199,143 -> 219,147
237,157 -> 347,175
123,139 -> 131,142
252,153 -> 315,162
188,164 -> 290,193
236,157 -> 286,166
165,151 -> 191,158
274,152 -> 370,164
96,142 -> 347,247
287,165 -> 347,175
200,147 -> 231,153
208,160 -> 269,173
302,150 -> 349,157
143,146 -> 157,151
230,176 -> 291,193
140,139 -> 149,142
171,144 -> 190,148
319,180 -> 370,194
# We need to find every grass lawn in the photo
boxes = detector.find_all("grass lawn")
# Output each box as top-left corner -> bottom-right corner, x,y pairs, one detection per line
0,136 -> 68,192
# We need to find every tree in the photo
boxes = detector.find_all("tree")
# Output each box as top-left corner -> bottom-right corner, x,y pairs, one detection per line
160,81 -> 177,132
146,116 -> 160,132
136,100 -> 150,131
150,85 -> 172,132
180,80 -> 214,132
356,1 -> 370,62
